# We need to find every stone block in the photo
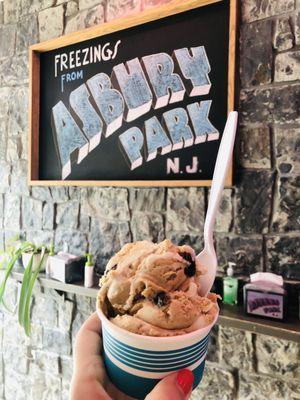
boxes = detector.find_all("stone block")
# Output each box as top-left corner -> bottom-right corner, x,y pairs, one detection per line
75,294 -> 94,314
10,160 -> 30,196
38,5 -> 64,42
273,84 -> 300,124
68,187 -> 81,201
79,210 -> 90,231
4,193 -> 20,230
79,0 -> 103,10
43,328 -> 71,355
266,234 -> 300,276
43,203 -> 54,230
256,334 -> 300,379
26,364 -> 46,400
142,0 -> 172,10
0,231 -> 4,250
106,0 -> 141,21
235,170 -> 274,234
66,1 -> 78,17
2,314 -> 27,348
31,187 -> 52,202
3,1 -> 21,24
216,234 -> 263,275
26,230 -> 54,247
60,355 -> 73,381
241,84 -> 300,124
31,350 -> 59,375
89,219 -> 131,272
0,87 -> 11,116
0,25 -> 16,58
275,50 -> 300,82
167,232 -> 204,254
129,188 -> 165,211
273,17 -> 294,51
206,325 -> 219,363
213,189 -> 233,232
6,135 -> 22,162
22,0 -> 56,14
4,370 -> 30,400
190,361 -> 236,400
58,299 -> 74,331
16,15 -> 38,53
237,126 -> 271,169
82,188 -> 129,221
219,326 -> 254,371
166,188 -> 205,234
131,212 -> 164,242
65,5 -> 105,34
240,20 -> 272,87
0,162 -> 10,194
54,229 -> 88,255
8,87 -> 28,133
60,355 -> 73,399
273,176 -> 300,232
56,201 -> 79,230
0,194 -> 3,229
31,293 -> 58,329
293,12 -> 300,45
0,2 -> 3,25
44,374 -> 62,398
71,309 -> 90,348
0,55 -> 28,86
274,126 -> 300,174
242,0 -> 294,23
50,187 -> 69,203
240,88 -> 273,125
239,371 -> 300,400
22,197 -> 43,230
0,119 -> 7,161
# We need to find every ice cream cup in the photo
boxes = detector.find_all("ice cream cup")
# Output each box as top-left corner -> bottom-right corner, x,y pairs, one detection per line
97,305 -> 219,400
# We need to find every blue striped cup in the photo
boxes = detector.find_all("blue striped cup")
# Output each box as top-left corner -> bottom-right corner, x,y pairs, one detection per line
97,306 -> 219,399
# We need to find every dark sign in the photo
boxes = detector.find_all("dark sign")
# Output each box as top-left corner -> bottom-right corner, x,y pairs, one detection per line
29,0 -> 236,186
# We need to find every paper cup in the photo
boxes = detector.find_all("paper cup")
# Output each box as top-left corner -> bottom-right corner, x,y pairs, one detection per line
97,305 -> 219,400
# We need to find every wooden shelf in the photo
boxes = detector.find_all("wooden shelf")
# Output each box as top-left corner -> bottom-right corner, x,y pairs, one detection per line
10,271 -> 300,343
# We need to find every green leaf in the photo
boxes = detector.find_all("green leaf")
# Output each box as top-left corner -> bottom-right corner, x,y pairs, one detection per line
23,249 -> 45,336
0,250 -> 20,306
18,253 -> 34,327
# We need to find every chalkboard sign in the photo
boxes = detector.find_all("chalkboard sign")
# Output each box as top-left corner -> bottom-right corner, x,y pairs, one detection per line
29,0 -> 237,187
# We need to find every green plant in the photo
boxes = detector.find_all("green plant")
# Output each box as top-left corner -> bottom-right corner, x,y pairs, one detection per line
0,238 -> 48,336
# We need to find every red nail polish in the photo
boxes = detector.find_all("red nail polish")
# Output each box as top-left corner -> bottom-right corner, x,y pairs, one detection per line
176,369 -> 194,397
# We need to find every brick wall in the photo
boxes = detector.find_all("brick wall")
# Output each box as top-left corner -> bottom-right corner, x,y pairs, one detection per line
0,0 -> 299,399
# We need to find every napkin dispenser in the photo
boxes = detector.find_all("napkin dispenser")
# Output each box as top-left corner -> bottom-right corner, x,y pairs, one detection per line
48,252 -> 85,283
243,272 -> 287,321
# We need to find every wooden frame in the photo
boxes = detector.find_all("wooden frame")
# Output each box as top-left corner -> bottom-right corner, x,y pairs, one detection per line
29,0 -> 237,187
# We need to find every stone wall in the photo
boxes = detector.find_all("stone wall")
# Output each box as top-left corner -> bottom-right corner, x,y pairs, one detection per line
0,0 -> 299,399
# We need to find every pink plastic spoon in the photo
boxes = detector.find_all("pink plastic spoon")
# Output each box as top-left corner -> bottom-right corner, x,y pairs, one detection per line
198,111 -> 238,296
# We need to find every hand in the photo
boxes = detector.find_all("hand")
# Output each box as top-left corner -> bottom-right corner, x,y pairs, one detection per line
70,312 -> 194,400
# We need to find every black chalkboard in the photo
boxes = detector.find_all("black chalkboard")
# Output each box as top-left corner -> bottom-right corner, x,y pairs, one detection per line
29,0 -> 236,186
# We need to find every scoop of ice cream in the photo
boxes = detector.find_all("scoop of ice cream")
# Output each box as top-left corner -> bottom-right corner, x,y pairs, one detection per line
97,239 -> 218,336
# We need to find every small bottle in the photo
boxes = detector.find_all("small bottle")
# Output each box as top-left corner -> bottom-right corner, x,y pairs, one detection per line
84,253 -> 94,288
223,262 -> 238,305
46,243 -> 55,277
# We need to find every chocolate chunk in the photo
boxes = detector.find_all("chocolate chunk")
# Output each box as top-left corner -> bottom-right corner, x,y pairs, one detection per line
179,252 -> 193,264
133,292 -> 145,303
179,251 -> 196,277
184,263 -> 196,277
153,292 -> 170,308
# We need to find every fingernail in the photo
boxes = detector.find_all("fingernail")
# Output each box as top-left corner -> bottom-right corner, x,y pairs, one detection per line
176,369 -> 194,397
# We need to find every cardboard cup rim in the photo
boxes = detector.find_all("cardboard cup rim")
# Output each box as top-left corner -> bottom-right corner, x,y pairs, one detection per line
96,303 -> 219,343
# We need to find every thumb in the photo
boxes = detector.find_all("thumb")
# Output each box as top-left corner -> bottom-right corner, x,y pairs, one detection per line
145,369 -> 194,400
